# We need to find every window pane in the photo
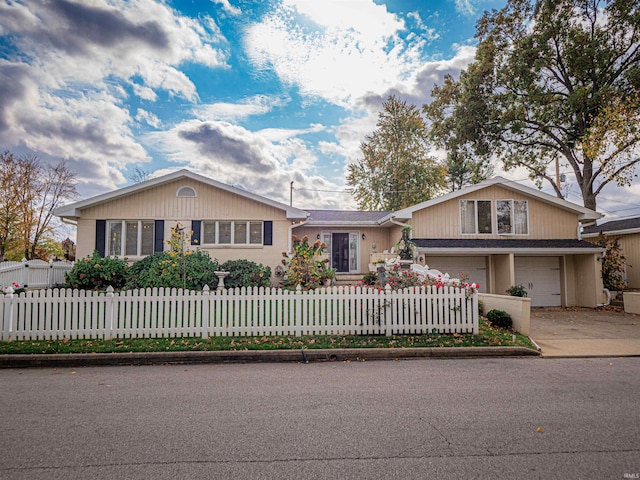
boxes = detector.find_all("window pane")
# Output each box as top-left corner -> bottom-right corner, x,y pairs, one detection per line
460,200 -> 476,234
109,221 -> 122,256
496,200 -> 512,234
203,221 -> 215,244
234,222 -> 247,244
125,221 -> 138,256
141,221 -> 154,255
514,200 -> 528,234
349,233 -> 358,271
477,201 -> 492,234
249,222 -> 262,244
219,222 -> 231,244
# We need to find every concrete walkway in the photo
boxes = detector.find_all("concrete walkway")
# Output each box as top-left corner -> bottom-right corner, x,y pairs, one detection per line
529,306 -> 640,357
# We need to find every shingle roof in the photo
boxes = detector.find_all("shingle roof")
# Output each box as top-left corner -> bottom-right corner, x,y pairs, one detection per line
305,210 -> 391,223
413,238 -> 601,250
582,217 -> 640,235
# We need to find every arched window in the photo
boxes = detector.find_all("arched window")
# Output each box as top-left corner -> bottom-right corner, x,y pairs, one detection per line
176,186 -> 197,198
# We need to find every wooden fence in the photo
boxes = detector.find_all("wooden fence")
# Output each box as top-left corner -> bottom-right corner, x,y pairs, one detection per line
0,260 -> 73,289
0,285 -> 478,341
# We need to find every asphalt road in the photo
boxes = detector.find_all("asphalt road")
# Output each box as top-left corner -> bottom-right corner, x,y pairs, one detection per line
1,358 -> 639,480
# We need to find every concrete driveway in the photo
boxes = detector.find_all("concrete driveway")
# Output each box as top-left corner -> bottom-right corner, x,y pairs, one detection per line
529,306 -> 640,357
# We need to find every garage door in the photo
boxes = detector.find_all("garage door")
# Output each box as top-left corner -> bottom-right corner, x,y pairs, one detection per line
514,256 -> 562,307
424,256 -> 488,293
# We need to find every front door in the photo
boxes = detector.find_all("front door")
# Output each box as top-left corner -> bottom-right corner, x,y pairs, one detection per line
332,233 -> 350,272
323,232 -> 359,273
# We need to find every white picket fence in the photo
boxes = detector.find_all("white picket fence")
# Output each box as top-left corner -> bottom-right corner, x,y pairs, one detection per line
0,260 -> 73,289
0,285 -> 478,341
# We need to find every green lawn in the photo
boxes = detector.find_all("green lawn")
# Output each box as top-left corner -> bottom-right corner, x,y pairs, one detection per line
0,318 -> 534,354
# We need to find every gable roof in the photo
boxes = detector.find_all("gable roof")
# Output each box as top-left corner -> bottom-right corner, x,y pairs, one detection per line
582,216 -> 640,237
54,169 -> 308,221
384,176 -> 602,223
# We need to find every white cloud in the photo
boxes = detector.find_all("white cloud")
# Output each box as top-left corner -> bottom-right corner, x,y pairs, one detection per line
0,0 -> 230,193
211,0 -> 242,16
454,0 -> 477,16
243,0 -> 427,106
193,95 -> 289,122
136,108 -> 162,128
146,119 -> 354,209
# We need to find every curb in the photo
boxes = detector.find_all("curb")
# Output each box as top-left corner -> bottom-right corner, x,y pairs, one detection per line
0,346 -> 539,368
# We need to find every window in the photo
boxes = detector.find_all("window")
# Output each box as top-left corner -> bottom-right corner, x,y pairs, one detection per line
107,220 -> 154,256
497,200 -> 529,235
176,186 -> 197,197
460,200 -> 492,234
201,221 -> 263,245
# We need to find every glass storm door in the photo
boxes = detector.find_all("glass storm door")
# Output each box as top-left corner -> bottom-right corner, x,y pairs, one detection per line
331,233 -> 350,272
323,232 -> 359,273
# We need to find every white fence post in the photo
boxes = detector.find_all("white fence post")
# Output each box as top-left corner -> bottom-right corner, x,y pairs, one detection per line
1,287 -> 15,341
105,286 -> 115,340
202,285 -> 210,339
384,284 -> 393,337
21,258 -> 28,288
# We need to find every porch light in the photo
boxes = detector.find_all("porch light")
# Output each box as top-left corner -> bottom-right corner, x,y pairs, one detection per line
361,233 -> 366,240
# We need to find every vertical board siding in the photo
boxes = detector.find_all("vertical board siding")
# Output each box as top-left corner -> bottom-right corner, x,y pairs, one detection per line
0,286 -> 478,341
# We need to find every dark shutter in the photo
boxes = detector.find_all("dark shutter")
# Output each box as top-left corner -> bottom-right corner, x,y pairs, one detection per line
95,220 -> 106,257
263,220 -> 273,246
154,220 -> 164,253
191,220 -> 201,245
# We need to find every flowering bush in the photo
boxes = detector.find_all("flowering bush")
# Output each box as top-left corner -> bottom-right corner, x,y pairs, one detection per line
282,235 -> 333,289
65,251 -> 129,290
360,265 -> 478,293
0,282 -> 26,295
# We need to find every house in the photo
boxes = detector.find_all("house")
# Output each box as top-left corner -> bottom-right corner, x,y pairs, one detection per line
54,170 -> 606,307
582,217 -> 640,289
53,170 -> 309,271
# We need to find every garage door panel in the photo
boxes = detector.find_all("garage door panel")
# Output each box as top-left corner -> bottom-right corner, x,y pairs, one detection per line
424,256 -> 488,293
515,256 -> 561,307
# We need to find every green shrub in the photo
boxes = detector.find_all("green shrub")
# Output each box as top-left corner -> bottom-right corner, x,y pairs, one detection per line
486,309 -> 513,330
65,251 -> 128,290
126,250 -> 220,290
362,272 -> 378,286
506,284 -> 528,297
220,259 -> 271,289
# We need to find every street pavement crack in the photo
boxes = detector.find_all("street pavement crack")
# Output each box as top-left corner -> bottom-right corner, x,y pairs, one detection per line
2,447 -> 639,473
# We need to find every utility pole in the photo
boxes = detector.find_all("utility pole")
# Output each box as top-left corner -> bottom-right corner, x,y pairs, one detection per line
290,181 -> 294,207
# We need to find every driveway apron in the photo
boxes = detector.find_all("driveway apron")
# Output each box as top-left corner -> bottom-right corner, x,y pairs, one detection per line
529,307 -> 640,357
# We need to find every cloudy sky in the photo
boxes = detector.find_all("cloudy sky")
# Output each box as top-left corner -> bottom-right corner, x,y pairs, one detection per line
1,0 -> 638,220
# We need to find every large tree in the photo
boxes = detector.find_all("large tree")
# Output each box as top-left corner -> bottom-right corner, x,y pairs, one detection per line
424,0 -> 640,210
347,95 -> 447,211
0,151 -> 77,261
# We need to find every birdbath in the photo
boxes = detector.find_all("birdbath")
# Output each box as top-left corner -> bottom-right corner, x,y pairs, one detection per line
214,271 -> 230,291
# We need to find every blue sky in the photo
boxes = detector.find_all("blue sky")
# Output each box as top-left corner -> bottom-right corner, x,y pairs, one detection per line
1,0 -> 638,219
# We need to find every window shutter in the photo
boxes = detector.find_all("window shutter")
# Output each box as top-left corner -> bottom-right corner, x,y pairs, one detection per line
263,221 -> 273,246
154,220 -> 164,253
95,220 -> 106,257
191,220 -> 201,245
